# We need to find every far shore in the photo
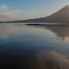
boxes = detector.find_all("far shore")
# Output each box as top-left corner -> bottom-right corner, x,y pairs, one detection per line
0,22 -> 69,26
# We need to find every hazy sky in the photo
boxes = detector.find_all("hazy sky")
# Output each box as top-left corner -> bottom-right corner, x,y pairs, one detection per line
0,0 -> 69,21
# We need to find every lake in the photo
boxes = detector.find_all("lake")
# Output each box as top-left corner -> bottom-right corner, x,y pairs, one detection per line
0,23 -> 69,69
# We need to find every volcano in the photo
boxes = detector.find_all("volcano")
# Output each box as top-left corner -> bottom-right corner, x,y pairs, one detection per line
23,5 -> 69,23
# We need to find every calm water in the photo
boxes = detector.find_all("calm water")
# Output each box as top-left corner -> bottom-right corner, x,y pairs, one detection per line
0,23 -> 69,69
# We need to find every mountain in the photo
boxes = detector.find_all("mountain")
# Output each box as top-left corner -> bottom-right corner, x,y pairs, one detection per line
22,5 -> 69,23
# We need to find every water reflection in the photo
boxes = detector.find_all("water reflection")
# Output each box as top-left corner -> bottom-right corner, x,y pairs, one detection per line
0,23 -> 69,69
47,25 -> 69,41
27,24 -> 69,41
1,24 -> 69,40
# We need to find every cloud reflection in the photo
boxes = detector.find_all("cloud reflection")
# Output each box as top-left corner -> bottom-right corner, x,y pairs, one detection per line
0,24 -> 27,39
36,51 -> 69,69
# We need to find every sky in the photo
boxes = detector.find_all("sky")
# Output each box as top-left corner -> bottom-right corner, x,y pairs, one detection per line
0,0 -> 69,21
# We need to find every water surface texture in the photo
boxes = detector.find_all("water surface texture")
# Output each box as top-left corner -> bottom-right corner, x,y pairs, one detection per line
0,23 -> 69,69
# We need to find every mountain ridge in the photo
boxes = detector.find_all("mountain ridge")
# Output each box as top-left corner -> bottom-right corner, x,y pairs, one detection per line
22,5 -> 69,23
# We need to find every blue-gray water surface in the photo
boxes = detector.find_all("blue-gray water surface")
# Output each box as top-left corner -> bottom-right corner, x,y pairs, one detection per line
0,23 -> 69,69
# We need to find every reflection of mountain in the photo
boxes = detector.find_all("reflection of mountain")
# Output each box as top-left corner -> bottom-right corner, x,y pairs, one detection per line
47,25 -> 69,40
22,5 -> 69,23
26,24 -> 69,40
36,51 -> 69,69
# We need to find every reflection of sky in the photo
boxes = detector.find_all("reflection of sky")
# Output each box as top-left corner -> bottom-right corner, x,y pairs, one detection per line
36,50 -> 69,69
0,24 -> 69,69
0,24 -> 69,55
1,24 -> 69,42
0,23 -> 57,40
0,24 -> 29,39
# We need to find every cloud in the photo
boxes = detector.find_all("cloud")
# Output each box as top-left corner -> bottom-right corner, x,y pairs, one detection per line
0,5 -> 7,9
0,5 -> 28,21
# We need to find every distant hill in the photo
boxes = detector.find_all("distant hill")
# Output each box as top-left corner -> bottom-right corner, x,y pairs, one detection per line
22,5 -> 69,23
